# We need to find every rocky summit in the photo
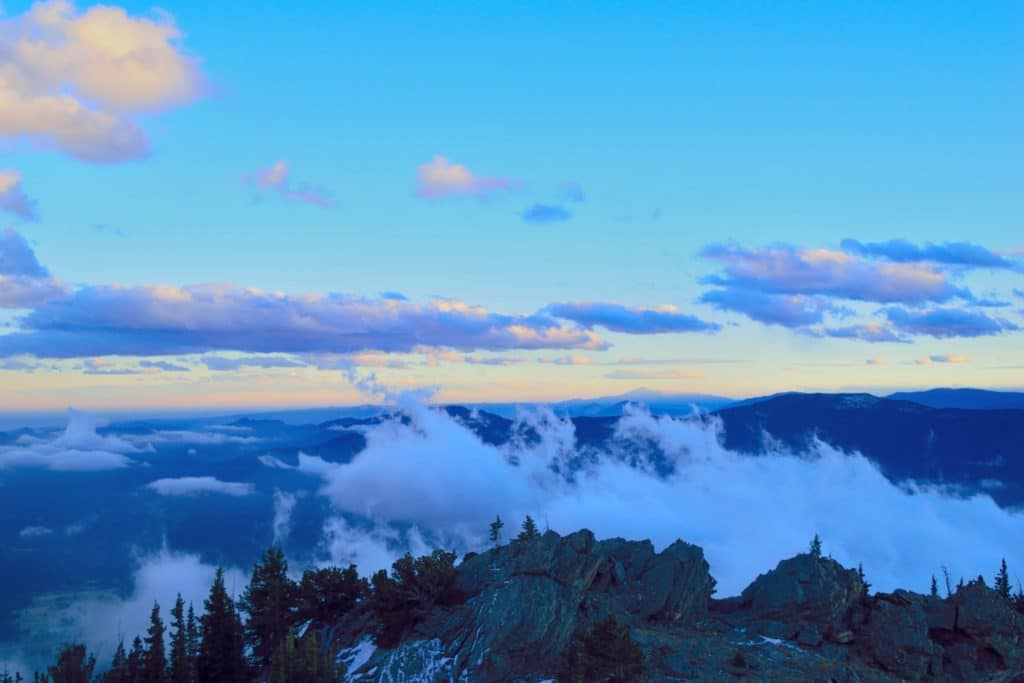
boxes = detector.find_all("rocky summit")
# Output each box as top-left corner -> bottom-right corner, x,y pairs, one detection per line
328,529 -> 1024,682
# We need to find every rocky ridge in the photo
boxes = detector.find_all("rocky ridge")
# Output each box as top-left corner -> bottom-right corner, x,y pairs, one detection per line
329,529 -> 1023,682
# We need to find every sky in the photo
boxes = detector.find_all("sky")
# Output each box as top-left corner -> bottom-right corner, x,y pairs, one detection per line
0,0 -> 1022,411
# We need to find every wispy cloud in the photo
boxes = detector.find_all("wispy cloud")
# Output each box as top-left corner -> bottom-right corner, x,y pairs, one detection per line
546,301 -> 719,334
605,368 -> 703,380
925,353 -> 969,364
822,323 -> 908,343
146,477 -> 254,497
0,0 -> 205,163
865,358 -> 887,366
883,306 -> 1019,338
243,160 -> 336,207
138,359 -> 190,372
841,238 -> 1021,270
202,354 -> 306,371
522,203 -> 571,223
0,170 -> 38,220
416,156 -> 515,199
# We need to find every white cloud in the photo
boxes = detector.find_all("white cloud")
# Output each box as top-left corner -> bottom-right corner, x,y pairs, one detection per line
301,402 -> 1024,597
0,409 -> 135,471
416,156 -> 515,199
0,0 -> 204,162
146,476 -> 254,497
272,489 -> 297,545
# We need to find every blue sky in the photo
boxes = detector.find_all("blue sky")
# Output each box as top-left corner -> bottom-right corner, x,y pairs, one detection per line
0,0 -> 1022,409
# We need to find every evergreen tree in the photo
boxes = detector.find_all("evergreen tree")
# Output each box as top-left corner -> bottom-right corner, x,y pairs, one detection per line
809,534 -> 822,558
169,595 -> 189,683
489,515 -> 504,547
857,564 -> 870,597
369,549 -> 458,647
196,568 -> 248,683
142,602 -> 167,683
559,615 -> 647,682
930,575 -> 939,598
296,565 -> 369,626
518,516 -> 540,542
101,639 -> 129,683
239,546 -> 297,669
185,604 -> 199,683
45,644 -> 96,683
126,636 -> 145,683
995,558 -> 1011,601
267,631 -> 342,683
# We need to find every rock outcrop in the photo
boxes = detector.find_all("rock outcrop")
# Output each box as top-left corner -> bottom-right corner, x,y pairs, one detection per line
331,530 -> 1024,682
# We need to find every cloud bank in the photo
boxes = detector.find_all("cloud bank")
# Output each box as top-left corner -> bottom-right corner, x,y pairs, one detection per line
298,403 -> 1024,597
0,409 -> 136,471
0,284 -> 606,358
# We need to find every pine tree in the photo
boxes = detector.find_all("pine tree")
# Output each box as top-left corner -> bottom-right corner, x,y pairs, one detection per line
185,604 -> 199,683
101,639 -> 129,683
857,563 -> 870,596
126,636 -> 145,683
489,515 -> 504,547
809,534 -> 822,558
296,565 -> 369,626
267,631 -> 341,683
197,568 -> 248,683
239,546 -> 297,669
46,644 -> 96,683
995,558 -> 1011,601
559,615 -> 647,682
517,515 -> 539,542
930,575 -> 939,598
169,595 -> 189,683
142,602 -> 167,683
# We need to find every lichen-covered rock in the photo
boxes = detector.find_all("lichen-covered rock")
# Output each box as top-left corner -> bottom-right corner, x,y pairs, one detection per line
737,552 -> 866,634
864,591 -> 939,681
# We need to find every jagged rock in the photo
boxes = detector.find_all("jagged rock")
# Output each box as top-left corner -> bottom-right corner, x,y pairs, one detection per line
338,531 -> 1019,683
864,591 -> 939,681
737,552 -> 866,635
348,528 -> 715,682
950,580 -> 1024,672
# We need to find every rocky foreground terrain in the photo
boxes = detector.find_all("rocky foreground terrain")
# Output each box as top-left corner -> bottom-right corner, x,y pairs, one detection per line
330,529 -> 1023,682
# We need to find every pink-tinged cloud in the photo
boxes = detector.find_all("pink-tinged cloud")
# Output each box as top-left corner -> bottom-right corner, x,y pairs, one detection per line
0,170 -> 38,220
0,1 -> 205,163
0,284 -> 606,358
416,156 -> 516,199
243,160 -> 336,208
546,301 -> 719,334
702,244 -> 969,304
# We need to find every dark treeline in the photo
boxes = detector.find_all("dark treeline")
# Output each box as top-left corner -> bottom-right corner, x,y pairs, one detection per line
8,540 -> 459,683
6,520 -> 1024,683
